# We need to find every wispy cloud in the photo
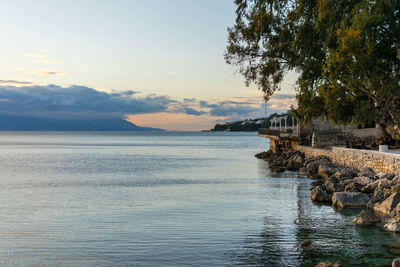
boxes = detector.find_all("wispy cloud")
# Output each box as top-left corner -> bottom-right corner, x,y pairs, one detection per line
24,53 -> 48,59
0,79 -> 32,86
35,59 -> 62,65
30,69 -> 75,76
17,68 -> 75,76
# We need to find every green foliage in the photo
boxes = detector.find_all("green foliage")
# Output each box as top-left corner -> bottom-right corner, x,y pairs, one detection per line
226,0 -> 400,136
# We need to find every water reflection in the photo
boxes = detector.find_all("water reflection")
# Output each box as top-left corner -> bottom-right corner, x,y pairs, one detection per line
233,160 -> 399,266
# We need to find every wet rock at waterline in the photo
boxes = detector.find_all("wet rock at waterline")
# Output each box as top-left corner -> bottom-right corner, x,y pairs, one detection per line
332,192 -> 370,209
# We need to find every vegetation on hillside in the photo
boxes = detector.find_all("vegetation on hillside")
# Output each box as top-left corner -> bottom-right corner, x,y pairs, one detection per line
225,0 -> 400,139
211,111 -> 296,131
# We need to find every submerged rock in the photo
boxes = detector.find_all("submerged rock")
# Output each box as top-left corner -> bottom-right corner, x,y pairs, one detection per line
353,210 -> 380,225
311,185 -> 332,203
298,240 -> 312,249
332,192 -> 370,209
392,257 -> 400,267
385,222 -> 400,232
315,262 -> 342,267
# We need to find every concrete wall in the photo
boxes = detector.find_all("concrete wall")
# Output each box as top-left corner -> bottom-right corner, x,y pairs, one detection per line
298,146 -> 400,175
312,132 -> 349,147
310,127 -> 383,148
347,127 -> 384,138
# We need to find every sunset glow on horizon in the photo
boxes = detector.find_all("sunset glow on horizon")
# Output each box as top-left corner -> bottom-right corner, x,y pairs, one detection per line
0,0 -> 297,130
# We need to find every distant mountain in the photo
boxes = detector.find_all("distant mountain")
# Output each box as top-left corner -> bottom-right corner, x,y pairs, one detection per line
0,114 -> 164,131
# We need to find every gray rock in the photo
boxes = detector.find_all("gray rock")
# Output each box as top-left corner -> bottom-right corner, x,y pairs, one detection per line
376,172 -> 395,180
393,257 -> 400,267
318,163 -> 338,180
306,160 -> 324,175
286,155 -> 304,170
393,175 -> 400,184
311,185 -> 332,203
298,240 -> 312,249
353,210 -> 380,225
362,178 -> 391,194
332,192 -> 370,209
358,167 -> 375,178
374,192 -> 400,216
354,176 -> 375,186
337,179 -> 353,192
344,182 -> 362,192
333,167 -> 359,181
298,167 -> 307,176
325,178 -> 338,193
385,222 -> 400,232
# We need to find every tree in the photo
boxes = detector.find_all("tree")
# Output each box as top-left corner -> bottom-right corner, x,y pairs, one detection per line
225,0 -> 400,137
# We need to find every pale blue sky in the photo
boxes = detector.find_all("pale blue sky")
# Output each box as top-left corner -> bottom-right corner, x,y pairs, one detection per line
0,0 -> 296,130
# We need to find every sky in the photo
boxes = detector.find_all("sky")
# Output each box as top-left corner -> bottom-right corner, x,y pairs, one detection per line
0,0 -> 297,131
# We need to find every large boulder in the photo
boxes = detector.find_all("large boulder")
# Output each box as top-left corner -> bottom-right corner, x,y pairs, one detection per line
392,175 -> 400,184
358,167 -> 375,178
325,177 -> 339,193
376,172 -> 395,180
362,178 -> 391,194
391,203 -> 400,221
337,179 -> 353,192
255,151 -> 272,159
333,167 -> 359,181
353,210 -> 380,225
332,192 -> 370,209
344,182 -> 363,192
354,176 -> 375,186
318,163 -> 338,180
373,192 -> 400,216
286,154 -> 304,170
374,192 -> 400,215
306,160 -> 324,176
311,185 -> 332,203
368,187 -> 392,208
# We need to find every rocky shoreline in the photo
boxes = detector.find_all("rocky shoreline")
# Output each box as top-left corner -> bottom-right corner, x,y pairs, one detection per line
256,149 -> 400,266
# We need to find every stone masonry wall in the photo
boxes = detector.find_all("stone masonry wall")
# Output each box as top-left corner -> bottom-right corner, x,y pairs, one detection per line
298,146 -> 400,175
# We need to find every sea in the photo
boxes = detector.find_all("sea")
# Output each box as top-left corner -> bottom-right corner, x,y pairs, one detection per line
0,131 -> 398,266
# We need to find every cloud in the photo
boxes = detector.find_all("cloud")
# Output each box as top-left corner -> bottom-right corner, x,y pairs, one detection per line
0,79 -> 32,86
168,72 -> 176,75
25,53 -> 47,59
30,69 -> 75,76
0,83 -> 296,124
35,59 -> 62,65
0,84 -> 175,119
183,107 -> 207,116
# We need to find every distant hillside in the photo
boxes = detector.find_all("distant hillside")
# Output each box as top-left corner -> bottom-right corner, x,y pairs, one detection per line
210,112 -> 295,132
0,114 -> 164,131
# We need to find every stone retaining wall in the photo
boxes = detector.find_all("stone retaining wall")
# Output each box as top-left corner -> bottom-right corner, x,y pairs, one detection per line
298,146 -> 400,175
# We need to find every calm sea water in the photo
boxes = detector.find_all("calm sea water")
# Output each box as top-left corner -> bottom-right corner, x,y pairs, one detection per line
0,131 -> 398,266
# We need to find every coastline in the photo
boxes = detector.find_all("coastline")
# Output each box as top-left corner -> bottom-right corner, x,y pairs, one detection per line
256,148 -> 400,266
